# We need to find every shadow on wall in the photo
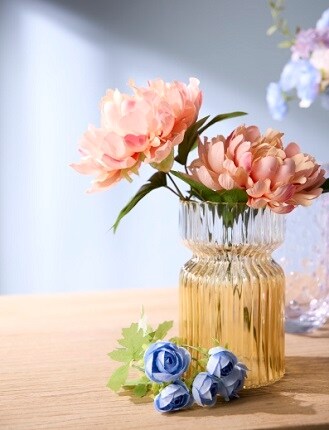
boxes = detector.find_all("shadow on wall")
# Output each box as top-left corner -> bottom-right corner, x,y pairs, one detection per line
25,0 -> 329,127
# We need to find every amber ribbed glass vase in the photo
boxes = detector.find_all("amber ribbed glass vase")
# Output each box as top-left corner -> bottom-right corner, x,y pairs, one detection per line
179,201 -> 285,388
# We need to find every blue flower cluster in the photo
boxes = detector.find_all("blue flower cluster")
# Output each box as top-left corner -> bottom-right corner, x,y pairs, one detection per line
143,342 -> 247,413
267,8 -> 329,119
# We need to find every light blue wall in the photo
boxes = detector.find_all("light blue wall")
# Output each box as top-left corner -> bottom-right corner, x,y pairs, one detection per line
1,0 -> 328,294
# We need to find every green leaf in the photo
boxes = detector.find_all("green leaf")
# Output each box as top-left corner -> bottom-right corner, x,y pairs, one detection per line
171,171 -> 224,202
175,115 -> 210,165
211,338 -> 221,346
197,111 -> 247,136
322,178 -> 329,193
107,363 -> 130,392
267,25 -> 277,36
190,112 -> 248,153
278,40 -> 293,48
118,322 -> 149,360
171,171 -> 248,204
219,189 -> 248,204
150,320 -> 173,342
124,375 -> 150,388
150,149 -> 174,172
112,171 -> 167,232
168,336 -> 183,345
133,383 -> 149,398
108,348 -> 133,362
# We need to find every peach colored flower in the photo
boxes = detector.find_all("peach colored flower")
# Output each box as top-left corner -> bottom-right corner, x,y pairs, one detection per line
189,125 -> 325,213
129,77 -> 202,163
285,142 -> 325,206
247,132 -> 325,213
70,126 -> 140,192
189,128 -> 254,191
72,78 -> 202,191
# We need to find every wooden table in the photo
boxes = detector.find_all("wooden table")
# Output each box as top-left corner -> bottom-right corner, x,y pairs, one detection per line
1,289 -> 329,430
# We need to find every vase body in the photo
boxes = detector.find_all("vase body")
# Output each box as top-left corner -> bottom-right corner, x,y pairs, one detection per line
179,201 -> 285,388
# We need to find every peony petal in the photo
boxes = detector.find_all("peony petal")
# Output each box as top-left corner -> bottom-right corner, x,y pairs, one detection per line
246,179 -> 271,198
271,184 -> 296,202
196,166 -> 222,190
247,197 -> 269,209
268,202 -> 295,213
285,142 -> 301,157
124,134 -> 148,152
207,141 -> 225,173
274,158 -> 296,184
251,156 -> 280,182
218,173 -> 236,190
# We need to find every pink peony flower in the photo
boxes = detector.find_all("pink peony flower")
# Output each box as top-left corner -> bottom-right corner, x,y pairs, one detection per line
129,77 -> 202,163
189,125 -> 325,213
72,78 -> 202,191
70,126 -> 141,192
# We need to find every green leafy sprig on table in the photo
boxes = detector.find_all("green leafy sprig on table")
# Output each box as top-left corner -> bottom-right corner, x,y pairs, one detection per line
107,312 -> 249,413
107,313 -> 214,398
107,316 -> 175,397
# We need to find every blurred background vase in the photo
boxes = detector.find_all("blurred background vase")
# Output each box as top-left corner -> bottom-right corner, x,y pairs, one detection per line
179,201 -> 285,388
276,164 -> 329,334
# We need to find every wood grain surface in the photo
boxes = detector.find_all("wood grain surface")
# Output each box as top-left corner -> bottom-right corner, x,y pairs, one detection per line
1,288 -> 329,430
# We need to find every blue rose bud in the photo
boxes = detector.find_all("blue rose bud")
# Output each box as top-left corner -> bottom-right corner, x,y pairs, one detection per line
217,363 -> 248,401
154,380 -> 192,413
192,372 -> 220,407
206,346 -> 238,378
144,341 -> 191,383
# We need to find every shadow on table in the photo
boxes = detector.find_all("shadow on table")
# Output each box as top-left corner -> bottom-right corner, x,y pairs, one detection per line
300,324 -> 329,338
170,356 -> 329,418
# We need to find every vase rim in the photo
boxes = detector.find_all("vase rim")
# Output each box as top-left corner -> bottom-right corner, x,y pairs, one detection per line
180,199 -> 254,209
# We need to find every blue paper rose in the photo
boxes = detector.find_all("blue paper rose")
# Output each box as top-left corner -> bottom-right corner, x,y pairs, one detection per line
192,372 -> 220,407
217,363 -> 248,401
206,346 -> 238,378
154,380 -> 192,413
144,341 -> 191,383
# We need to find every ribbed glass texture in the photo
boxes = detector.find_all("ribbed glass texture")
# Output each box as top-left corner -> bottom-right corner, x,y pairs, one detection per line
179,201 -> 286,388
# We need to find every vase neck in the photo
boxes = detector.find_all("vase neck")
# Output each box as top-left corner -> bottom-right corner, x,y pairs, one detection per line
179,201 -> 285,255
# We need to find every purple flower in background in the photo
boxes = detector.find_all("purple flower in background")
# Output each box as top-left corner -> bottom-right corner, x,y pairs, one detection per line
267,7 -> 329,118
266,82 -> 288,120
280,60 -> 302,91
316,8 -> 329,30
295,61 -> 321,107
280,59 -> 321,108
318,29 -> 329,48
292,29 -> 320,59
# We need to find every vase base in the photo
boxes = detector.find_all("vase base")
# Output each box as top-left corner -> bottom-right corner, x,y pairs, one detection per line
243,372 -> 285,389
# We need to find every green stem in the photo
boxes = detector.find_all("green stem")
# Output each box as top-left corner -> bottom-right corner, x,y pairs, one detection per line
165,185 -> 180,198
167,173 -> 185,200
182,344 -> 208,357
131,364 -> 144,372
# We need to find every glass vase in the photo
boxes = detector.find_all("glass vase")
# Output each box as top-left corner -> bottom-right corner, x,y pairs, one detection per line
276,189 -> 329,333
179,201 -> 285,388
